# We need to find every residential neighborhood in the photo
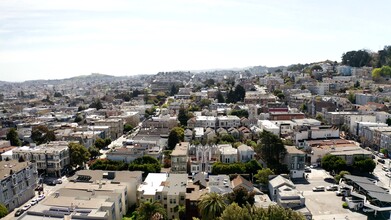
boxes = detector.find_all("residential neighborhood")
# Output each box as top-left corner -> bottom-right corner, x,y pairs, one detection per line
1,49 -> 391,220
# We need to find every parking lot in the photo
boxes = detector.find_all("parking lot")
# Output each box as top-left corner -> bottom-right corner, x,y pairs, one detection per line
294,168 -> 367,220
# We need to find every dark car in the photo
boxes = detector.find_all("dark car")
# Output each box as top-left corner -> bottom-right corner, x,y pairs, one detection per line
378,159 -> 385,164
44,179 -> 56,186
14,209 -> 24,217
35,185 -> 43,191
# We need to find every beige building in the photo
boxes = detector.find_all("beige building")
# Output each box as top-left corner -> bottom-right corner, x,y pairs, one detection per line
171,142 -> 189,174
12,141 -> 70,177
94,118 -> 124,140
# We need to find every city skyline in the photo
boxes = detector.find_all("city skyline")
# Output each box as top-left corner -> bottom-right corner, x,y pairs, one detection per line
1,0 -> 391,82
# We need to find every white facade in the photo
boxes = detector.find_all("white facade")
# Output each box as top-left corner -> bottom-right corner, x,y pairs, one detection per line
237,144 -> 255,162
258,120 -> 280,136
218,144 -> 238,163
195,116 -> 216,128
217,116 -> 241,128
346,115 -> 376,135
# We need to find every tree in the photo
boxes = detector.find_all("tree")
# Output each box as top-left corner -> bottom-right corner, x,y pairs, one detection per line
352,156 -> 376,173
136,200 -> 166,220
386,118 -> 391,126
174,205 -> 186,220
198,193 -> 227,220
0,203 -> 8,218
230,109 -> 249,118
54,92 -> 62,97
94,138 -> 106,149
255,131 -> 287,172
254,168 -> 274,185
300,85 -> 306,90
334,171 -> 350,183
124,123 -> 134,133
341,50 -> 371,67
31,125 -> 56,145
104,138 -> 112,146
200,99 -> 212,108
347,92 -> 356,104
88,146 -> 100,159
89,98 -> 103,110
167,127 -> 184,150
128,156 -> 161,177
234,84 -> 246,102
74,114 -> 83,123
321,154 -> 347,173
217,91 -> 225,103
226,186 -> 255,207
68,142 -> 90,168
218,203 -> 251,220
6,128 -> 21,146
178,106 -> 189,126
212,162 -> 246,175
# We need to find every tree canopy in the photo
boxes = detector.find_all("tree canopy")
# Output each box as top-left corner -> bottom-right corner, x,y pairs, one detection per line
321,154 -> 347,173
255,131 -> 287,173
341,50 -> 372,67
167,127 -> 184,150
0,203 -> 8,218
128,156 -> 161,177
68,142 -> 90,168
198,193 -> 227,220
6,128 -> 21,146
226,186 -> 255,207
31,125 -> 56,145
136,200 -> 166,220
254,168 -> 274,185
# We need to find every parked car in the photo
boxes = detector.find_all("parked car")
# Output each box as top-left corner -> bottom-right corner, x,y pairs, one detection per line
304,167 -> 311,173
312,186 -> 325,192
44,179 -> 56,186
30,198 -> 38,206
386,173 -> 391,178
378,159 -> 385,164
326,185 -> 339,191
336,190 -> 346,196
363,207 -> 375,213
37,194 -> 45,201
14,209 -> 24,217
310,164 -> 318,169
21,204 -> 31,211
55,179 -> 62,184
382,166 -> 389,171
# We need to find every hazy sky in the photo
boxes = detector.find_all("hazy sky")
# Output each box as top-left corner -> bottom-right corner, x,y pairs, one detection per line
1,0 -> 391,82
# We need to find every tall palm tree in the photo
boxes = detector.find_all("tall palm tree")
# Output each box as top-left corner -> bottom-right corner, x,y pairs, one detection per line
136,200 -> 166,220
198,192 -> 227,220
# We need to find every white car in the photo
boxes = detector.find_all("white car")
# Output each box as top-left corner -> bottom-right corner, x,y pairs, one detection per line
22,204 -> 31,211
37,194 -> 45,201
386,173 -> 391,178
312,186 -> 325,192
30,198 -> 38,206
363,207 -> 375,213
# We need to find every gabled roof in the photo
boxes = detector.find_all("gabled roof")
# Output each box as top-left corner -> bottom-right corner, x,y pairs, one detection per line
269,175 -> 295,189
232,175 -> 253,190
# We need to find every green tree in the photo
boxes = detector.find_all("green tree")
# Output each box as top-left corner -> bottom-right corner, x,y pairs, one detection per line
347,92 -> 356,104
174,205 -> 186,220
68,142 -> 90,168
254,168 -> 274,185
219,134 -> 235,143
334,171 -> 350,183
0,203 -> 8,218
104,138 -> 112,146
89,98 -> 103,110
167,127 -> 184,150
342,50 -> 372,67
124,123 -> 134,133
230,109 -> 249,118
255,131 -> 287,172
217,91 -> 225,103
136,200 -> 166,220
200,99 -> 212,108
234,84 -> 246,102
226,186 -> 255,207
352,156 -> 376,173
31,125 -> 56,145
178,106 -> 189,126
94,138 -> 106,149
6,128 -> 21,146
244,159 -> 262,176
88,146 -> 100,159
218,203 -> 251,220
321,154 -> 347,173
386,118 -> 391,126
198,193 -> 227,220
74,114 -> 83,123
128,156 -> 161,177
170,84 -> 178,96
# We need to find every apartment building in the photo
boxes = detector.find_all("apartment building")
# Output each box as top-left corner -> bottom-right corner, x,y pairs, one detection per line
171,142 -> 189,174
283,146 -> 305,179
0,160 -> 38,211
94,118 -> 124,140
217,115 -> 241,128
162,174 -> 188,220
12,141 -> 70,177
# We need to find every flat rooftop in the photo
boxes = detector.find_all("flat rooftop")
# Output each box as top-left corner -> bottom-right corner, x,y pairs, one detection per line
0,160 -> 32,178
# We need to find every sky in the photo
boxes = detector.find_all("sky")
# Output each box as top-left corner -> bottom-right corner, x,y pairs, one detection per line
1,0 -> 391,82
